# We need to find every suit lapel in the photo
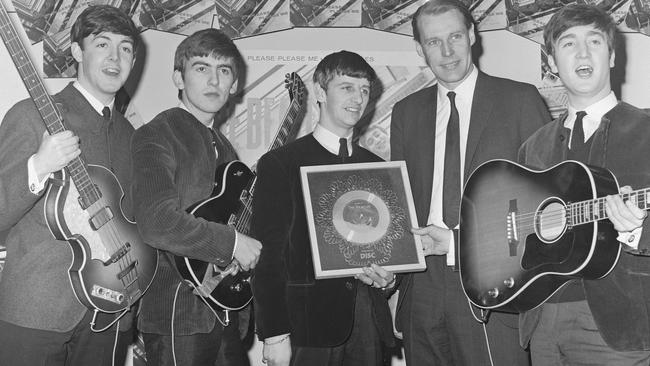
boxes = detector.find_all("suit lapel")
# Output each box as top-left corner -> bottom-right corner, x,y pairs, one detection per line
415,85 -> 438,225
465,72 -> 493,179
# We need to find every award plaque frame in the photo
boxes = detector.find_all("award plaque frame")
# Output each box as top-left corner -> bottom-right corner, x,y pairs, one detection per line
300,161 -> 425,279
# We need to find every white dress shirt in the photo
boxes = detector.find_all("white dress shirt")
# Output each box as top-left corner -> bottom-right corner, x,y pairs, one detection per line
312,123 -> 353,156
428,66 -> 478,266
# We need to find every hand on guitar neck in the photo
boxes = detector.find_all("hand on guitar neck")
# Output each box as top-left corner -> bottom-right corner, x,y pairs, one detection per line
32,131 -> 81,182
606,185 -> 648,237
411,225 -> 452,256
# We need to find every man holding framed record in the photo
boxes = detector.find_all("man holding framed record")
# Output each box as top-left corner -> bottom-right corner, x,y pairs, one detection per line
251,50 -> 399,366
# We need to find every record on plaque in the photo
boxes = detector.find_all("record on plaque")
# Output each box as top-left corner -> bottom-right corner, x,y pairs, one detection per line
300,161 -> 425,279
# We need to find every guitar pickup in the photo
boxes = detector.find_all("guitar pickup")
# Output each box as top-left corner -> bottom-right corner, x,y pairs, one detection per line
105,242 -> 131,265
89,206 -> 114,230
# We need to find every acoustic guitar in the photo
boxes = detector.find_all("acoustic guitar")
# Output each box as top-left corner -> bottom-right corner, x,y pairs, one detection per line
458,159 -> 644,312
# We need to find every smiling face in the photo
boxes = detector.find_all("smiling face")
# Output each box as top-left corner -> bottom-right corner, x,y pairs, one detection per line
173,54 -> 238,126
72,32 -> 135,104
315,74 -> 371,136
548,24 -> 615,109
415,9 -> 475,90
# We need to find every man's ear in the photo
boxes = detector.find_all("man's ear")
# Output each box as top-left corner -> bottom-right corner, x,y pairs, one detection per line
469,24 -> 476,46
609,51 -> 615,68
548,54 -> 559,74
172,70 -> 184,90
229,79 -> 239,95
415,40 -> 424,58
71,42 -> 83,63
314,82 -> 327,104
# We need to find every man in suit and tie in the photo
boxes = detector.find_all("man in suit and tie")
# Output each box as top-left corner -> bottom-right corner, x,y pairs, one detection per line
389,0 -> 551,364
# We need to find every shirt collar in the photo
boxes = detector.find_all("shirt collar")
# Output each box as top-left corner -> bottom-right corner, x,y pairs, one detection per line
313,123 -> 353,156
565,92 -> 617,127
437,66 -> 478,103
178,101 -> 214,129
73,81 -> 114,115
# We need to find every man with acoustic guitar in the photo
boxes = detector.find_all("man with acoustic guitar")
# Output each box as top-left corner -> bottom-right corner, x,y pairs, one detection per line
0,5 -> 140,365
131,28 -> 262,366
518,4 -> 650,364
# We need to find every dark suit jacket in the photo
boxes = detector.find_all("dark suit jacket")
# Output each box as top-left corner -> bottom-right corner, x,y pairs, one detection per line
390,71 -> 550,330
132,107 -> 237,335
518,102 -> 650,351
252,134 -> 394,347
0,83 -> 135,332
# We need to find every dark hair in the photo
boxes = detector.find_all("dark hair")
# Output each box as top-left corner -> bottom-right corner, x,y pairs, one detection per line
70,5 -> 140,51
412,0 -> 474,43
174,28 -> 244,79
313,50 -> 377,90
544,4 -> 617,57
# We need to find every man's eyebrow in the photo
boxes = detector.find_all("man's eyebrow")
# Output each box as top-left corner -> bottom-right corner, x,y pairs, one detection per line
557,33 -> 577,42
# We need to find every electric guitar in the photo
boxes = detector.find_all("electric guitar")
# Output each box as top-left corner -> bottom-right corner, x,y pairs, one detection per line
175,72 -> 306,311
457,159 -> 647,312
0,4 -> 158,313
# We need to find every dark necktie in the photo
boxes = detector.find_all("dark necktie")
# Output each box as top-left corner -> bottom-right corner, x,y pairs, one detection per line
571,111 -> 587,150
443,91 -> 461,229
338,137 -> 349,163
102,106 -> 111,121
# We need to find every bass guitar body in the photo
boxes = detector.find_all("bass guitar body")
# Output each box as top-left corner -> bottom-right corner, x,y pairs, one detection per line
45,164 -> 158,313
460,160 -> 621,312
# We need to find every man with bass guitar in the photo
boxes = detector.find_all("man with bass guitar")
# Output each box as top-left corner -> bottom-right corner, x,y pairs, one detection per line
131,28 -> 262,366
0,5 -> 141,365
518,4 -> 650,364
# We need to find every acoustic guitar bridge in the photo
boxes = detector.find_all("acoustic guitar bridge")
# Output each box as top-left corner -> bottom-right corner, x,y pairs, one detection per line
506,199 -> 519,256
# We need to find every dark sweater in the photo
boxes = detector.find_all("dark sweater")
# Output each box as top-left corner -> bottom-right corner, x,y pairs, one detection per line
252,134 -> 394,347
132,107 -> 238,335
0,83 -> 134,331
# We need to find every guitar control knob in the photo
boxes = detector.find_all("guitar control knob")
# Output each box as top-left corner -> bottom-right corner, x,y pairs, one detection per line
488,288 -> 499,298
503,278 -> 515,288
231,283 -> 242,292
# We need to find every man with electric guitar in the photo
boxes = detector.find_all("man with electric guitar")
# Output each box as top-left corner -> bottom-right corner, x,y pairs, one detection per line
131,28 -> 262,366
0,5 -> 143,365
516,4 -> 650,364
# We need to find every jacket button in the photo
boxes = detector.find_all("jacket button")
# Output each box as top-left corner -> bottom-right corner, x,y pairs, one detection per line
345,281 -> 353,290
559,135 -> 565,141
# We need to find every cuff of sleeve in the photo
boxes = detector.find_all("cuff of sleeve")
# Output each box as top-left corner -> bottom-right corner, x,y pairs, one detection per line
27,154 -> 50,195
232,230 -> 239,260
618,227 -> 642,250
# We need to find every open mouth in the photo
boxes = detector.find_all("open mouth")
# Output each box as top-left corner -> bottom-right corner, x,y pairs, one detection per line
440,60 -> 460,70
575,65 -> 593,77
103,67 -> 121,76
